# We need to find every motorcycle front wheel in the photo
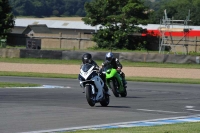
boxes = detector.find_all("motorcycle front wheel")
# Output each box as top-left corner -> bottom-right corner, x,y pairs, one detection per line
100,94 -> 110,107
109,79 -> 119,97
85,85 -> 96,107
120,87 -> 127,97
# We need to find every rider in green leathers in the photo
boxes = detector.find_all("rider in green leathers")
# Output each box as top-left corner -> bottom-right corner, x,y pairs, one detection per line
101,52 -> 127,88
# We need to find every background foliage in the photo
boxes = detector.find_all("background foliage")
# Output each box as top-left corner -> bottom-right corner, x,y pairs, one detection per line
146,0 -> 200,25
82,0 -> 150,50
7,0 -> 200,26
9,0 -> 92,17
0,0 -> 15,38
2,0 -> 200,50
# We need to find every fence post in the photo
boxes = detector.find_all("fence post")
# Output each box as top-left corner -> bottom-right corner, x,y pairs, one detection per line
195,36 -> 197,52
78,32 -> 81,49
59,32 -> 62,49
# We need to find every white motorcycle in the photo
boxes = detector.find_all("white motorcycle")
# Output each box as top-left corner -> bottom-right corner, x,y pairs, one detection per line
79,63 -> 110,107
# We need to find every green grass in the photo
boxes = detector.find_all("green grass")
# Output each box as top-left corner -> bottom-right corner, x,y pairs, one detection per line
65,122 -> 200,133
0,82 -> 39,87
127,76 -> 200,84
0,57 -> 200,84
121,61 -> 200,69
0,57 -> 81,65
0,71 -> 77,79
1,71 -> 200,84
1,57 -> 200,69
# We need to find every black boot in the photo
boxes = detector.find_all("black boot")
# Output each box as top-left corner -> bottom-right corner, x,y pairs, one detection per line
122,78 -> 127,88
120,72 -> 127,88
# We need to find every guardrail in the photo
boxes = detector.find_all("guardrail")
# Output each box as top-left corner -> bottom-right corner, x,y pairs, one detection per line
0,48 -> 199,64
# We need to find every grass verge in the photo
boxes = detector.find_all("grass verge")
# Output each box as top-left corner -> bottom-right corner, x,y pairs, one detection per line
1,71 -> 200,84
1,58 -> 200,69
0,82 -> 39,87
65,122 -> 200,133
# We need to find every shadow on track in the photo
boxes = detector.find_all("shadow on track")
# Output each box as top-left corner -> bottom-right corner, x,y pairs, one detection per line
115,96 -> 144,99
95,106 -> 130,108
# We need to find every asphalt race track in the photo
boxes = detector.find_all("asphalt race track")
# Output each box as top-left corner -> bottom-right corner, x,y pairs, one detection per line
0,76 -> 200,133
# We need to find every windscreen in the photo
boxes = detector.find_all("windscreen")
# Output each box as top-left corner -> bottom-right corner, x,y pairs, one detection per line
103,64 -> 113,71
81,63 -> 93,72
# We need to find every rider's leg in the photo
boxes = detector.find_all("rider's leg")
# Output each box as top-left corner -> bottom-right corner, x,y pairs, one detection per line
119,71 -> 127,87
102,81 -> 110,96
100,73 -> 110,95
78,74 -> 85,93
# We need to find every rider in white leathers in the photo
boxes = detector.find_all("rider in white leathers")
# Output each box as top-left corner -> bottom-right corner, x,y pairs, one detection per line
78,53 -> 109,94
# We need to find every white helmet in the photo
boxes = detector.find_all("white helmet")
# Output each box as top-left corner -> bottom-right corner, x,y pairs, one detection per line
105,52 -> 113,62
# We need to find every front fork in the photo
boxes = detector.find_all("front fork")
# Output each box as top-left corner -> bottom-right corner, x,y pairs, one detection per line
116,74 -> 124,92
107,77 -> 124,93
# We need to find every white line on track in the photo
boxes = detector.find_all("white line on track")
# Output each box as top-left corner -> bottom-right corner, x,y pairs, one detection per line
187,109 -> 200,112
137,109 -> 186,114
7,85 -> 70,89
19,115 -> 200,133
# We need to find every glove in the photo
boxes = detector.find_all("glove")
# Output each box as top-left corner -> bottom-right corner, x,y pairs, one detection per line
117,67 -> 121,71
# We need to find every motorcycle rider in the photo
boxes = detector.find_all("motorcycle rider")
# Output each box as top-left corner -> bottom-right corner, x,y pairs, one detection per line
101,52 -> 127,88
78,53 -> 109,94
79,53 -> 99,70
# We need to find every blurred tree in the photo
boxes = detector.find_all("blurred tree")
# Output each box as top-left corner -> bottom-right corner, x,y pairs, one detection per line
0,0 -> 15,38
149,0 -> 200,25
82,0 -> 150,49
9,0 -> 91,17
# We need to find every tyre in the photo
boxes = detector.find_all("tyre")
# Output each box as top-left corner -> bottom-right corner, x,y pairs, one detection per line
109,79 -> 119,97
120,87 -> 127,97
100,94 -> 110,107
85,85 -> 95,107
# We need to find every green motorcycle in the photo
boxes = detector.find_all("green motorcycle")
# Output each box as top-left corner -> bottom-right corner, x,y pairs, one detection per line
102,64 -> 127,97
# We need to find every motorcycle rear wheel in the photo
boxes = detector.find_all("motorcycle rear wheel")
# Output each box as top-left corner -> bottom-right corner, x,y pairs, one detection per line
86,85 -> 96,107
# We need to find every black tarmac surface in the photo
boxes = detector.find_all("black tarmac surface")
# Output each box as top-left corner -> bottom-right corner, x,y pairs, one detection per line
0,76 -> 200,133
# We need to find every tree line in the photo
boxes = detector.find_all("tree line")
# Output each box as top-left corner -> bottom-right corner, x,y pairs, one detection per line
1,0 -> 200,50
148,0 -> 200,26
9,0 -> 91,17
8,0 -> 200,26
